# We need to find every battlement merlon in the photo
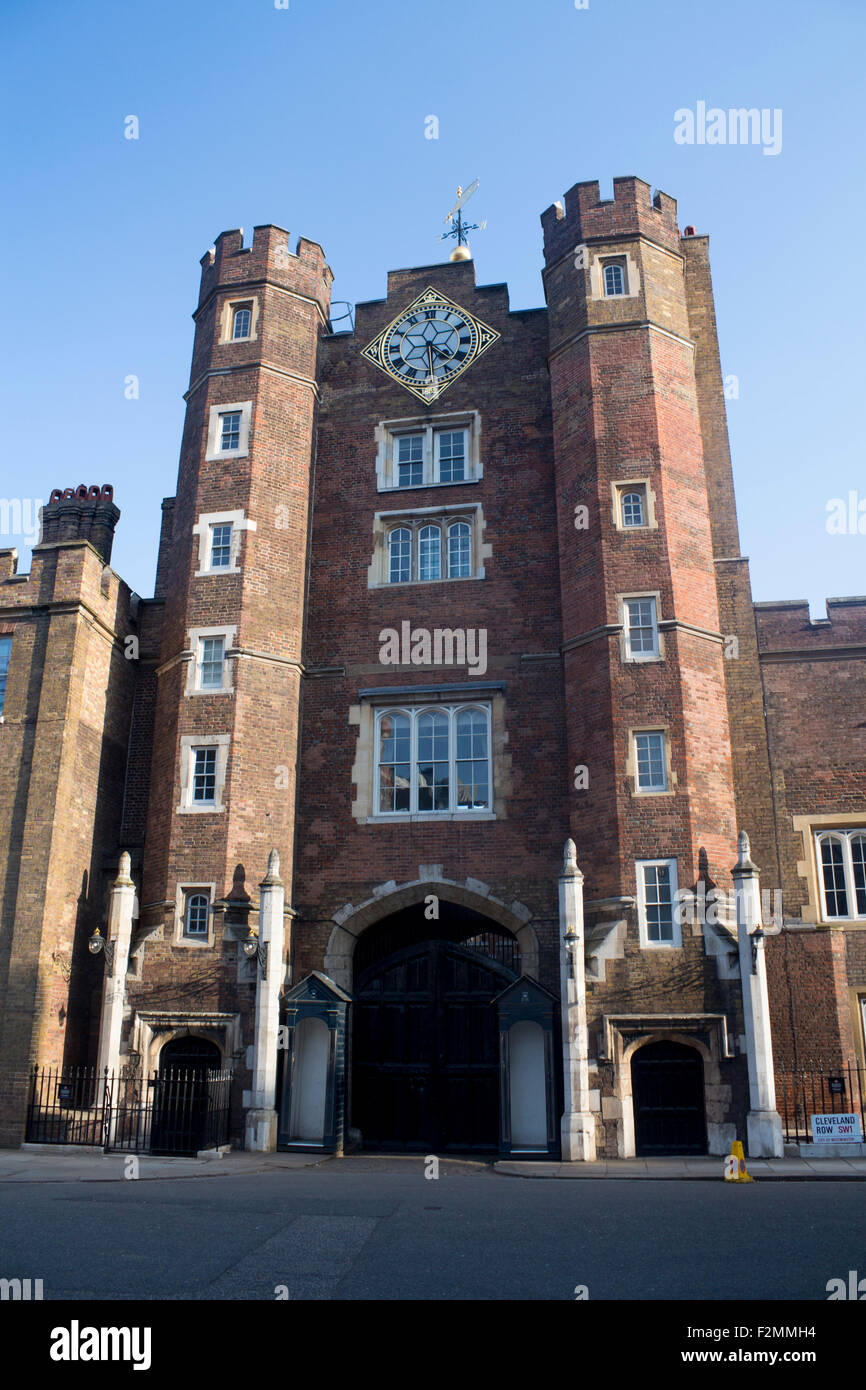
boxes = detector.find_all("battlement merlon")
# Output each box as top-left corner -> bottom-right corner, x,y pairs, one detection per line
198,224 -> 333,318
755,596 -> 866,652
541,176 -> 681,267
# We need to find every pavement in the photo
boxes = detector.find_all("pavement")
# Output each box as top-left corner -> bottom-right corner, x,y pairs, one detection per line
2,1145 -> 866,1182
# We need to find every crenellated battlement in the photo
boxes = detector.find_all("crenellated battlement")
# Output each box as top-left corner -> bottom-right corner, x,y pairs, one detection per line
755,596 -> 866,652
541,175 -> 680,267
198,223 -> 332,315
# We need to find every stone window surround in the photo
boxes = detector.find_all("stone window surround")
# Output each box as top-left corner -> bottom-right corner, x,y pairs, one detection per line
204,400 -> 253,461
368,501 -> 490,588
590,250 -> 641,301
635,857 -> 682,949
617,590 -> 664,664
177,733 -> 231,814
185,625 -> 238,696
626,723 -> 677,797
375,409 -> 482,492
193,509 -> 257,576
349,688 -> 511,823
174,882 -> 217,948
610,478 -> 658,531
794,813 -> 866,925
219,295 -> 260,344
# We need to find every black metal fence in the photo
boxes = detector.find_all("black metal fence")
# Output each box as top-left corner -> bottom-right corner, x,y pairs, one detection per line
777,1061 -> 866,1144
26,1066 -> 233,1156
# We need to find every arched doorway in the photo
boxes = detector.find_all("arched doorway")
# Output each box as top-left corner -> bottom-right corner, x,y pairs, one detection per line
352,903 -> 518,1152
631,1039 -> 707,1156
151,1036 -> 222,1155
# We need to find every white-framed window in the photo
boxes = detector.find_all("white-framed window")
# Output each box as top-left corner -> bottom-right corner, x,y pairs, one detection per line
210,523 -> 233,569
186,626 -> 237,695
448,521 -> 472,578
603,262 -> 626,296
621,488 -> 645,527
205,400 -> 252,460
200,637 -> 225,687
192,509 -> 257,576
192,748 -> 217,804
384,514 -> 477,584
435,429 -> 466,483
816,831 -> 866,920
185,892 -> 210,937
178,735 -> 230,813
377,413 -> 481,491
637,858 -> 680,947
0,634 -> 11,716
231,303 -> 252,340
219,411 -> 241,451
634,730 -> 667,792
375,704 -> 491,816
391,425 -> 468,487
623,596 -> 659,660
397,434 -> 424,487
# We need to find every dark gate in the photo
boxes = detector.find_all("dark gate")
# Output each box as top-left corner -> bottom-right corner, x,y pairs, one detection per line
150,1038 -> 223,1156
353,931 -> 516,1153
631,1039 -> 707,1156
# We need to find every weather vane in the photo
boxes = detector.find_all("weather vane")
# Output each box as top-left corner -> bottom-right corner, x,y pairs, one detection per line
439,179 -> 487,261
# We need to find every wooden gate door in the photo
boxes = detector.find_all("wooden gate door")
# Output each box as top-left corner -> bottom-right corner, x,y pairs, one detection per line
353,939 -> 510,1152
631,1040 -> 707,1155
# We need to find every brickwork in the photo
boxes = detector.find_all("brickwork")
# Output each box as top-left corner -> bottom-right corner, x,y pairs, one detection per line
0,502 -> 137,1143
2,180 -> 865,1156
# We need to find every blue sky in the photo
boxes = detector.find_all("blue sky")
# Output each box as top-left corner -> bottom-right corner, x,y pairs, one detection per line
3,0 -> 864,613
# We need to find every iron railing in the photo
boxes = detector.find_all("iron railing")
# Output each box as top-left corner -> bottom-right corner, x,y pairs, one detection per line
777,1061 -> 866,1144
25,1065 -> 233,1156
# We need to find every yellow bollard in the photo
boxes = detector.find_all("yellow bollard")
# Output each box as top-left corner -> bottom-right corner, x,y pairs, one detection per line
723,1139 -> 754,1182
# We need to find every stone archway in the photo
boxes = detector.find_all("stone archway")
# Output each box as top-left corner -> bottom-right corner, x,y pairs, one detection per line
324,873 -> 539,990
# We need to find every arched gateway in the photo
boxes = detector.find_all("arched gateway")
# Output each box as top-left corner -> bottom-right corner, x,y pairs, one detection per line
351,902 -> 519,1152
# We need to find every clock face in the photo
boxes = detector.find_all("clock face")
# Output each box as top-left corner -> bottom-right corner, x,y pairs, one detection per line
362,287 -> 499,403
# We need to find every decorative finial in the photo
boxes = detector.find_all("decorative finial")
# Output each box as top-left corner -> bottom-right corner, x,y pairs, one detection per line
733,829 -> 759,877
114,851 -> 134,887
261,849 -> 283,888
562,838 -> 578,875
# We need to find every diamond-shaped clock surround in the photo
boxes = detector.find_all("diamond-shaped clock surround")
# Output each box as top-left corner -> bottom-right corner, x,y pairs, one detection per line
361,286 -> 500,404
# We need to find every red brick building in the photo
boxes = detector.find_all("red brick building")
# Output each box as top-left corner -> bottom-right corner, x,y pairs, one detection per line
1,174 -> 864,1156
